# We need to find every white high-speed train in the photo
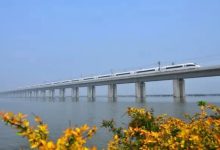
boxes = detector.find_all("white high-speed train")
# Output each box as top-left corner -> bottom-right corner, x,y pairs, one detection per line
111,63 -> 200,77
134,63 -> 200,74
84,63 -> 201,80
33,63 -> 200,88
160,63 -> 200,71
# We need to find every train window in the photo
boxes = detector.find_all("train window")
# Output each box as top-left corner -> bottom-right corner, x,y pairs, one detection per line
83,78 -> 93,80
136,69 -> 155,73
115,72 -> 130,76
72,80 -> 79,82
98,75 -> 111,78
186,64 -> 195,67
166,65 -> 183,69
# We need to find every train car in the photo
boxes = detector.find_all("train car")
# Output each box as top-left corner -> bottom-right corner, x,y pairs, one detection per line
114,71 -> 133,76
97,74 -> 112,79
51,82 -> 60,85
184,63 -> 200,68
83,77 -> 94,81
72,79 -> 79,82
134,67 -> 158,74
60,80 -> 72,84
161,63 -> 200,71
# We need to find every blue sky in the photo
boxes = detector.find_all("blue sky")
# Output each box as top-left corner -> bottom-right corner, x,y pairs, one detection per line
0,0 -> 220,94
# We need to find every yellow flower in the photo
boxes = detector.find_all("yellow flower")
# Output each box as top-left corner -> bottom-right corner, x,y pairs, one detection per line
22,120 -> 30,127
47,141 -> 55,149
81,124 -> 89,131
190,135 -> 199,142
114,135 -> 118,140
34,116 -> 42,124
38,124 -> 49,134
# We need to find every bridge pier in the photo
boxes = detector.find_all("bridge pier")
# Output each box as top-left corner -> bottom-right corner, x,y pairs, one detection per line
24,92 -> 27,98
35,91 -> 39,98
25,91 -> 29,98
17,92 -> 19,97
48,89 -> 55,98
173,79 -> 185,98
30,91 -> 33,98
28,91 -> 31,97
17,92 -> 20,97
21,92 -> 24,97
59,88 -> 65,98
34,91 -> 38,97
23,92 -> 26,98
71,87 -> 79,98
31,91 -> 34,97
88,86 -> 95,99
16,92 -> 19,97
24,92 -> 27,97
41,90 -> 46,98
108,84 -> 117,99
135,81 -> 146,99
19,92 -> 21,97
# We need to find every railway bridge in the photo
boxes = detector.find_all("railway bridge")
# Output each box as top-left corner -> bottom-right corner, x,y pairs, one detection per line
1,65 -> 220,101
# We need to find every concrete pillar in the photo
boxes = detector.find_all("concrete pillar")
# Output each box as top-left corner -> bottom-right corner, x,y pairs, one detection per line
32,91 -> 35,97
23,92 -> 26,97
23,92 -> 25,97
27,91 -> 30,97
173,79 -> 185,98
48,89 -> 55,98
43,90 -> 46,98
51,89 -> 55,98
16,92 -> 20,97
87,86 -> 95,98
59,88 -> 65,98
30,91 -> 33,98
46,90 -> 51,97
31,91 -> 34,97
28,91 -> 31,97
21,92 -> 24,97
71,87 -> 79,98
35,91 -> 39,98
135,81 -> 146,99
108,84 -> 117,98
40,90 -> 45,98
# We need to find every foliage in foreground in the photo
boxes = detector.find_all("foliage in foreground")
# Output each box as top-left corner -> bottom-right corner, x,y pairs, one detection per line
0,111 -> 97,150
102,101 -> 220,150
0,101 -> 220,150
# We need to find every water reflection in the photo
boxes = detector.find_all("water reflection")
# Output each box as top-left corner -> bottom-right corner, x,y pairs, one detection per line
135,97 -> 146,103
71,97 -> 79,102
88,97 -> 96,102
59,97 -> 65,102
108,97 -> 117,102
174,97 -> 186,103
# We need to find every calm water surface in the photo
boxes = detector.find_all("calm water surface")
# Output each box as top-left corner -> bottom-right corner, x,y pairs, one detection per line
0,96 -> 219,149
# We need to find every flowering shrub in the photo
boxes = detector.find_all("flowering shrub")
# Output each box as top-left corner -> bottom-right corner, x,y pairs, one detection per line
0,112 -> 97,150
102,101 -> 220,150
1,101 -> 220,150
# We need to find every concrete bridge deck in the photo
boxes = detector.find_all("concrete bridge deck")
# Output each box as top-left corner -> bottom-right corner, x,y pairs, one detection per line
1,65 -> 220,101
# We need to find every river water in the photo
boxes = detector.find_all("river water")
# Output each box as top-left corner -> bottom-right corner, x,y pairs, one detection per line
0,96 -> 219,149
